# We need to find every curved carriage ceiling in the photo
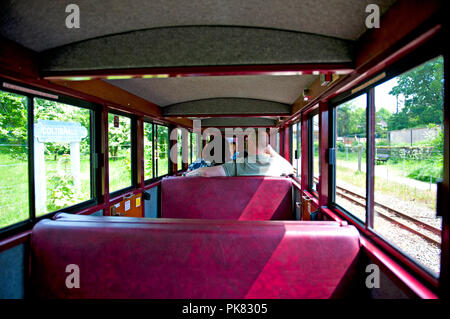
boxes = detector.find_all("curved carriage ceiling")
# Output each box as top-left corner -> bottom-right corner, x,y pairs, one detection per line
105,74 -> 317,106
200,117 -> 277,128
1,0 -> 395,73
162,98 -> 291,117
0,0 -> 396,127
39,27 -> 353,72
1,0 -> 396,52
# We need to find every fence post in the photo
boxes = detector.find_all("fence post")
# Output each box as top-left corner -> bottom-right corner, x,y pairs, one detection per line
402,151 -> 405,172
358,146 -> 362,172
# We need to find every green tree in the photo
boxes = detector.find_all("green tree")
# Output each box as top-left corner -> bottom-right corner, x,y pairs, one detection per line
388,56 -> 443,130
337,102 -> 366,137
376,107 -> 391,136
108,114 -> 131,158
0,91 -> 28,159
34,98 -> 90,160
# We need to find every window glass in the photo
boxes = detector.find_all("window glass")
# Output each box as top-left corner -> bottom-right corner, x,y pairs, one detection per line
188,132 -> 192,164
192,132 -> 198,162
0,91 -> 29,227
373,56 -> 443,275
292,124 -> 297,165
335,93 -> 367,222
177,129 -> 182,170
34,98 -> 92,215
292,123 -> 301,177
312,115 -> 320,191
108,113 -> 131,193
157,125 -> 169,176
144,122 -> 153,180
275,132 -> 280,153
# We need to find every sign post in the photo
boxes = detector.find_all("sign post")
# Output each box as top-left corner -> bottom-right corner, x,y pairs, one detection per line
34,120 -> 88,214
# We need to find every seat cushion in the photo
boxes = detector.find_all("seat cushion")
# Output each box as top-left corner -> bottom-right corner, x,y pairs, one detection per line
30,216 -> 361,299
161,176 -> 293,220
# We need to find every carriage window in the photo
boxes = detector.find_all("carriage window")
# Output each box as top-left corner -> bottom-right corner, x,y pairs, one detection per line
0,91 -> 29,227
34,98 -> 92,216
311,115 -> 320,192
156,125 -> 169,176
292,124 -> 297,165
192,132 -> 199,162
373,56 -> 443,275
188,132 -> 193,164
292,123 -> 300,177
143,122 -> 153,180
334,93 -> 367,222
275,132 -> 280,153
108,113 -> 131,193
177,129 -> 182,170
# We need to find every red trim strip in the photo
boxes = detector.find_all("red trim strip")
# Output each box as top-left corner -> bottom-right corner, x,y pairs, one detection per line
143,180 -> 161,191
320,207 -> 343,223
42,64 -> 354,80
361,237 -> 438,299
0,231 -> 30,253
321,207 -> 438,298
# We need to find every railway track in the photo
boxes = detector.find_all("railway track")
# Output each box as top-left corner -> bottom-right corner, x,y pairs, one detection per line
311,177 -> 441,246
335,186 -> 441,246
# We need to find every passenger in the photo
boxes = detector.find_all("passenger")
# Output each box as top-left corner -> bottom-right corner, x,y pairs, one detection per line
229,140 -> 248,161
185,134 -> 293,177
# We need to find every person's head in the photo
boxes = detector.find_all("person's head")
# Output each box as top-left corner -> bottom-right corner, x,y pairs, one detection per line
231,141 -> 236,153
226,139 -> 236,159
246,129 -> 268,155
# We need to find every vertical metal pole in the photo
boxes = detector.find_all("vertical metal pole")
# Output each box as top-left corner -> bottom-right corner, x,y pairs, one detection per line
319,101 -> 329,209
28,96 -> 36,220
182,128 -> 189,170
367,88 -> 376,229
301,115 -> 309,192
136,117 -> 144,187
103,105 -> 110,212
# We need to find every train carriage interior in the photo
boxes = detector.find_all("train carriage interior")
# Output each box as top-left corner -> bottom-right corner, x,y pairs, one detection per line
0,0 -> 449,301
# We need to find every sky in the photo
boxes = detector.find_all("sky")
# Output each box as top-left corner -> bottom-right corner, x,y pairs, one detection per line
350,76 -> 405,114
374,77 -> 405,113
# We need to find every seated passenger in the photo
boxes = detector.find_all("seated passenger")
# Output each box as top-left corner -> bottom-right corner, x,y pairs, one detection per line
229,141 -> 248,160
185,134 -> 293,177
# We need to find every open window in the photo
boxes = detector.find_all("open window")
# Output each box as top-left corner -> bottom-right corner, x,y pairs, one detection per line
331,55 -> 445,277
371,56 -> 444,276
108,112 -> 134,194
332,93 -> 367,223
143,122 -> 154,181
291,122 -> 301,177
156,125 -> 169,177
1,86 -> 97,232
0,90 -> 29,229
308,113 -> 320,193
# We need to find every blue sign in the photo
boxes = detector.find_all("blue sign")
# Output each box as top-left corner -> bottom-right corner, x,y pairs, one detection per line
34,120 -> 88,143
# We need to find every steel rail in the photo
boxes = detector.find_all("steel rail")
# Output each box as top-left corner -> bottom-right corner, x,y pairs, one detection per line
335,188 -> 441,246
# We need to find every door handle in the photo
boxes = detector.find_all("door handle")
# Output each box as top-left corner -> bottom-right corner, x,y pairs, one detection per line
123,193 -> 134,200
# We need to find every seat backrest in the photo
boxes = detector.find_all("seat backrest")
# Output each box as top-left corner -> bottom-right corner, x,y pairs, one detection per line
161,176 -> 293,220
30,215 -> 360,299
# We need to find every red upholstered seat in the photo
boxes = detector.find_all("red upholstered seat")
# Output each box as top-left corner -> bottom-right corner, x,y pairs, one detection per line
30,214 -> 361,299
161,176 -> 293,220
